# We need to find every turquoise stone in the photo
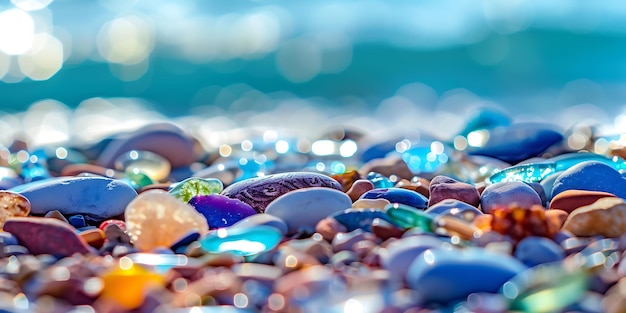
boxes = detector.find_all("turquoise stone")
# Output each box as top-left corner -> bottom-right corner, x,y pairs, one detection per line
384,203 -> 433,231
169,177 -> 224,202
20,161 -> 50,182
199,225 -> 282,256
366,172 -> 394,188
126,253 -> 190,274
123,169 -> 154,189
487,152 -> 626,184
502,263 -> 588,313
401,144 -> 450,174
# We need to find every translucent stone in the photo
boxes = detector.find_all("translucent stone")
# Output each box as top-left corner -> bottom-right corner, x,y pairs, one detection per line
169,177 -> 224,202
384,203 -> 433,231
199,225 -> 282,256
488,152 -> 626,184
0,191 -> 30,229
366,172 -> 394,188
402,144 -> 450,174
114,150 -> 171,182
125,190 -> 209,251
99,259 -> 165,309
20,161 -> 50,183
502,263 -> 589,313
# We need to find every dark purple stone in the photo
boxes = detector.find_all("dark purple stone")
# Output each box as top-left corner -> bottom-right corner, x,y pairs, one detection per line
188,194 -> 257,228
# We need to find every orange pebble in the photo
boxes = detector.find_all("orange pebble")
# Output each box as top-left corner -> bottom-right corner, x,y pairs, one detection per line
79,228 -> 106,249
473,214 -> 493,231
545,209 -> 568,233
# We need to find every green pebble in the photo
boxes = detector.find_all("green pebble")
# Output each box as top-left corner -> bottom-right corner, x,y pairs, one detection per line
169,177 -> 223,202
384,203 -> 433,232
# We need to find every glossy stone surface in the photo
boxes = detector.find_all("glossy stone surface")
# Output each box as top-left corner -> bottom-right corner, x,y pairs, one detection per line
381,235 -> 445,283
3,217 -> 92,256
265,187 -> 351,235
425,199 -> 483,222
467,123 -> 563,164
480,181 -> 542,214
359,187 -> 428,210
0,191 -> 30,229
188,194 -> 256,228
514,236 -> 564,267
15,176 -> 137,222
407,247 -> 527,305
562,197 -> 626,237
552,161 -> 626,199
330,208 -> 393,232
221,172 -> 342,213
549,189 -> 616,213
384,203 -> 433,231
199,225 -> 282,256
125,190 -> 209,251
428,175 -> 480,207
490,205 -> 555,242
97,122 -> 197,169
229,213 -> 288,236
169,177 -> 223,202
114,150 -> 171,182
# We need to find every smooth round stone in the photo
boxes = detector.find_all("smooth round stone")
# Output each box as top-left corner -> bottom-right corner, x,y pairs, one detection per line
525,182 -> 548,207
552,161 -> 626,199
458,106 -> 511,137
549,190 -> 616,213
425,199 -> 483,222
467,123 -> 563,164
221,172 -> 342,213
188,194 -> 257,229
199,225 -> 282,256
125,190 -> 209,251
68,215 -> 87,229
428,175 -> 480,207
79,228 -> 106,249
480,181 -> 542,214
229,213 -> 288,236
514,236 -> 565,267
3,217 -> 92,257
346,179 -> 375,202
169,177 -> 223,203
359,188 -> 428,210
170,231 -> 201,251
0,191 -> 30,229
0,232 -> 19,245
97,122 -> 197,169
562,197 -> 626,238
380,235 -> 446,283
15,176 -> 138,222
0,176 -> 22,190
265,187 -> 352,235
330,208 -> 393,232
352,198 -> 390,209
407,247 -> 527,305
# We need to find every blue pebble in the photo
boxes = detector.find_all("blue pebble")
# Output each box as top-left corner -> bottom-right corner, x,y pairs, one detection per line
359,188 -> 428,210
467,123 -> 563,164
170,231 -> 201,251
330,208 -> 394,232
0,176 -> 22,190
552,161 -> 626,199
424,199 -> 483,222
514,236 -> 565,267
68,215 -> 87,229
0,232 -> 19,246
407,248 -> 527,305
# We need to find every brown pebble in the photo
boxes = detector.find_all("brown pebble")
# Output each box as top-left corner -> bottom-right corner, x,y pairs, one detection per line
545,209 -> 568,233
371,218 -> 404,240
360,155 -> 415,180
79,228 -> 105,249
473,214 -> 493,231
352,198 -> 390,209
549,189 -> 616,213
4,217 -> 92,257
562,197 -> 626,238
0,191 -> 30,229
315,217 -> 347,241
395,177 -> 430,198
346,179 -> 374,202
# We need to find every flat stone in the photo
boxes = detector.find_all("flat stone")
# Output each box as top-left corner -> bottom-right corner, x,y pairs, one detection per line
428,175 -> 480,207
480,181 -> 542,214
125,190 -> 209,251
265,187 -> 352,235
562,197 -> 626,238
4,217 -> 92,257
221,172 -> 342,213
15,176 -> 137,222
550,189 -> 617,213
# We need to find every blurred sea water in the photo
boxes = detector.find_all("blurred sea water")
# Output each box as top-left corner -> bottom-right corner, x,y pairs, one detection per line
1,0 -> 626,148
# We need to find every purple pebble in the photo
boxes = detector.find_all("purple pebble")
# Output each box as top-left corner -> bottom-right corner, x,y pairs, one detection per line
188,194 -> 257,229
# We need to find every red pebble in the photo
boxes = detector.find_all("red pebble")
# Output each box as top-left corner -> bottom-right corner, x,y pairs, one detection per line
99,219 -> 126,231
4,217 -> 92,256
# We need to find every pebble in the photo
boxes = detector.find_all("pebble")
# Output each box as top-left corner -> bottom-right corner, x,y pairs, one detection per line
552,161 -> 626,199
359,187 -> 428,210
549,189 -> 616,213
169,177 -> 224,202
228,213 -> 288,236
406,247 -> 527,305
199,225 -> 282,256
3,217 -> 92,257
480,181 -> 543,214
0,191 -> 30,229
514,236 -> 565,267
265,187 -> 351,235
188,194 -> 256,229
467,122 -> 563,164
124,190 -> 209,251
562,197 -> 626,237
428,175 -> 480,207
345,179 -> 374,201
330,208 -> 393,232
221,172 -> 343,213
380,235 -> 446,284
425,199 -> 483,222
15,176 -> 138,222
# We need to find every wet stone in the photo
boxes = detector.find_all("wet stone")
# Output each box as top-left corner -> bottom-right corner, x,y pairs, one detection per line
188,194 -> 256,229
549,189 -> 616,213
562,197 -> 626,238
199,225 -> 282,256
0,191 -> 30,229
514,236 -> 565,267
425,199 -> 483,222
330,208 -> 393,232
360,188 -> 428,210
552,161 -> 626,199
480,181 -> 543,214
169,177 -> 223,203
428,175 -> 480,207
3,217 -> 92,257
